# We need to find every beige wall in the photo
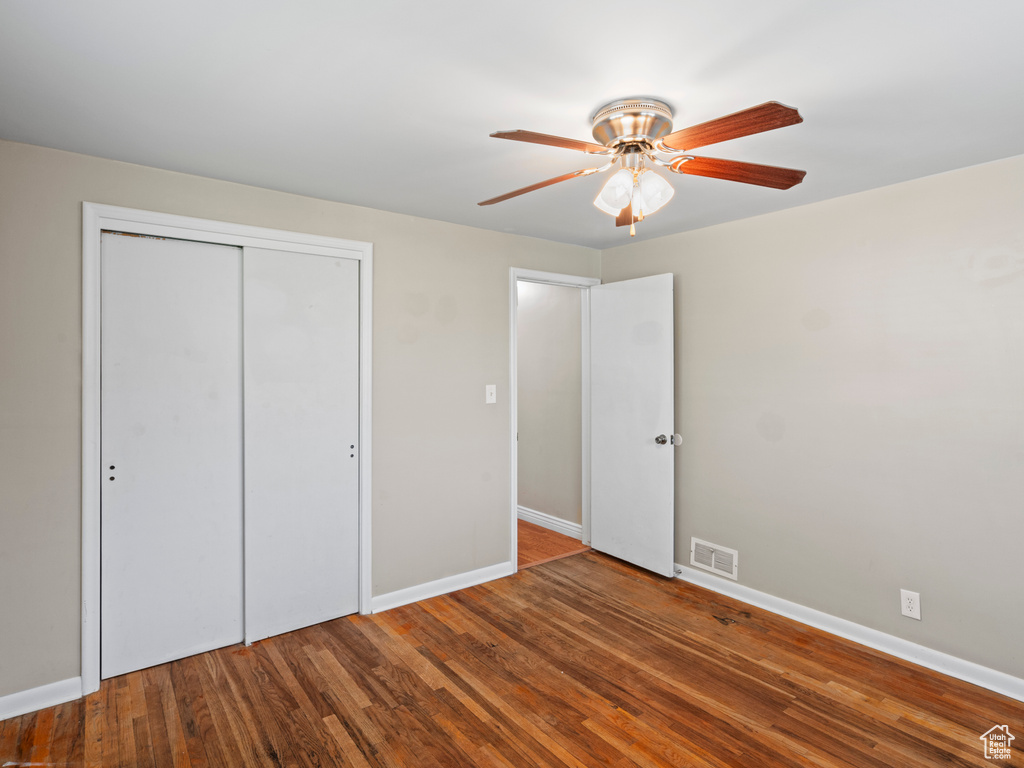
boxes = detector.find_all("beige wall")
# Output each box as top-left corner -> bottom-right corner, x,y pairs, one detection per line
516,282 -> 582,524
0,139 -> 600,698
3,133 -> 1023,701
602,153 -> 1024,678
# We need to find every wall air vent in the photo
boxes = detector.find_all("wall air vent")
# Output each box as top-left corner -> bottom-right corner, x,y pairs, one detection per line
690,537 -> 739,580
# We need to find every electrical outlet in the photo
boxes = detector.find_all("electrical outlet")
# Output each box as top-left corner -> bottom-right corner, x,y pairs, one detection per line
900,589 -> 921,620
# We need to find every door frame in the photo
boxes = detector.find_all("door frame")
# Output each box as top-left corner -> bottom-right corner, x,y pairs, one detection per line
82,203 -> 374,695
509,268 -> 600,569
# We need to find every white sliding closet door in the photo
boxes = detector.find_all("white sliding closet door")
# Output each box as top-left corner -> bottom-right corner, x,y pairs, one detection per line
101,233 -> 244,678
243,248 -> 361,642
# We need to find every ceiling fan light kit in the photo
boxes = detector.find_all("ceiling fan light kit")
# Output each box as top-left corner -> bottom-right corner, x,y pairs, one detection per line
480,97 -> 807,236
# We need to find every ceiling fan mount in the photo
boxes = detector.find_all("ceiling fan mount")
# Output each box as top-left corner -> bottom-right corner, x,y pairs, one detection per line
590,98 -> 674,148
480,97 -> 807,235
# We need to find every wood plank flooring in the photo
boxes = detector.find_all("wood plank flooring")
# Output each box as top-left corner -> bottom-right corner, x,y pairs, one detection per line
3,552 -> 1022,767
518,519 -> 590,569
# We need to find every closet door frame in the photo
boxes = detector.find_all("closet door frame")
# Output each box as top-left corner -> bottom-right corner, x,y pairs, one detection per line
81,202 -> 373,696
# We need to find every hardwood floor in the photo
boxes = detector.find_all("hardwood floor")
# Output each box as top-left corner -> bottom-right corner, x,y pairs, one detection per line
3,552 -> 1022,767
518,519 -> 590,569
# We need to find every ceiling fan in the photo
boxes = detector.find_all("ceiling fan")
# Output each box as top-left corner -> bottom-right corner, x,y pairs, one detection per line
479,99 -> 806,235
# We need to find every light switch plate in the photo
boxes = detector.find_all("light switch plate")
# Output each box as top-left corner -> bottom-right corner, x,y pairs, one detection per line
485,384 -> 496,404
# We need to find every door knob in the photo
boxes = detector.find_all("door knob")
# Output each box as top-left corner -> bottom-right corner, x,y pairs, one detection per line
670,433 -> 682,445
655,434 -> 668,445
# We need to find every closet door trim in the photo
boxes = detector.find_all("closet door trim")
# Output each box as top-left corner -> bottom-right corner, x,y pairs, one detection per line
81,203 -> 373,696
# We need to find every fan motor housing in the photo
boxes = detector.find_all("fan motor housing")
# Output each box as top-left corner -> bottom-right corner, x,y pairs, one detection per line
592,98 -> 674,147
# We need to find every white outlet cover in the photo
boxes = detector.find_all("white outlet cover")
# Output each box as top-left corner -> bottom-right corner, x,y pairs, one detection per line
900,589 -> 921,620
485,384 -> 496,404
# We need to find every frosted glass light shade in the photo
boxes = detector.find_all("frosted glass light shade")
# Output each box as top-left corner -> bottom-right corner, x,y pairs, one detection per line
594,194 -> 622,216
636,170 -> 674,216
594,168 -> 633,216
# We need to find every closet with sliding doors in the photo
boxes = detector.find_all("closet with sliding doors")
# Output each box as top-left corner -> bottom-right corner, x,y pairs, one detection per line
99,227 -> 362,679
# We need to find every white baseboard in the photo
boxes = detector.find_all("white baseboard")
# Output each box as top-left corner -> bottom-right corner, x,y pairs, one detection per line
517,505 -> 583,540
371,561 -> 515,614
674,564 -> 1024,703
0,676 -> 82,721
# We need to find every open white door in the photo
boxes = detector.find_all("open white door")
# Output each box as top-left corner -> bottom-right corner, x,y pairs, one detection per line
590,273 -> 675,577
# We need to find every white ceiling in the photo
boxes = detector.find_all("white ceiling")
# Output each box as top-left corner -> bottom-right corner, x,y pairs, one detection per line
2,1 -> 1023,249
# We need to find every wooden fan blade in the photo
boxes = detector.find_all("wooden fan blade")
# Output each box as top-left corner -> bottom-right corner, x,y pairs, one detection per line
491,130 -> 610,154
661,102 -> 802,151
478,167 -> 600,206
615,202 -> 633,227
670,156 -> 806,189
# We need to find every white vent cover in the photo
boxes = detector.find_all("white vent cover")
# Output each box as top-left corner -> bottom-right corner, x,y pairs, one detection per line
690,537 -> 738,580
